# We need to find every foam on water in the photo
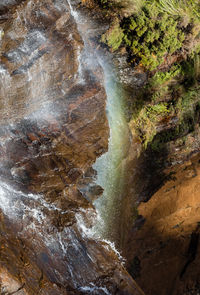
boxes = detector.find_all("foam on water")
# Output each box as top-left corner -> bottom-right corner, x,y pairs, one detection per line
66,0 -> 130,259
0,180 -> 61,223
0,29 -> 4,41
75,208 -> 126,265
0,1 -> 130,290
79,283 -> 111,295
0,68 -> 12,119
75,208 -> 98,238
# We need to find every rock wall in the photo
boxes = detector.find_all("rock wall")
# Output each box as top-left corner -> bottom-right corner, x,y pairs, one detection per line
126,153 -> 200,295
0,0 -> 144,294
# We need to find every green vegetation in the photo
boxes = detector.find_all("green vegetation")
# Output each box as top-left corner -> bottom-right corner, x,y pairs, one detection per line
92,0 -> 200,150
133,102 -> 170,147
101,21 -> 124,51
122,3 -> 185,70
99,0 -> 200,70
132,56 -> 200,147
96,0 -> 144,13
159,0 -> 200,20
149,65 -> 181,88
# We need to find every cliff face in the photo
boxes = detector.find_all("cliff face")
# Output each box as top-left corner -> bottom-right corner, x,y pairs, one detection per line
66,2 -> 200,295
126,154 -> 200,295
0,0 -> 25,14
0,1 -> 144,294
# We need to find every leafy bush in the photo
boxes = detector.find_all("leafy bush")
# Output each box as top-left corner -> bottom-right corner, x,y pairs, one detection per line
122,2 -> 185,70
101,21 -> 124,51
149,65 -> 181,87
133,102 -> 170,147
100,0 -> 200,71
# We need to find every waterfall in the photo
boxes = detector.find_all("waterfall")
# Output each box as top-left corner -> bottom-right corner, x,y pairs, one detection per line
0,1 -> 141,293
92,67 -> 130,244
66,0 -> 130,246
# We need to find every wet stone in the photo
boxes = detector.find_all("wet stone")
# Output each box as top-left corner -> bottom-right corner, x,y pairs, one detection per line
0,0 -> 144,294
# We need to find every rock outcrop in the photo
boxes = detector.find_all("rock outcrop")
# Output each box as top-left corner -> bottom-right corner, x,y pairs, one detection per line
0,0 -> 144,294
126,153 -> 200,295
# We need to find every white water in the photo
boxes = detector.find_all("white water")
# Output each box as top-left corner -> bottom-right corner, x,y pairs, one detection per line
0,2 -> 131,292
79,283 -> 110,294
67,0 -> 130,246
92,63 -> 130,243
0,68 -> 12,119
0,180 -> 61,223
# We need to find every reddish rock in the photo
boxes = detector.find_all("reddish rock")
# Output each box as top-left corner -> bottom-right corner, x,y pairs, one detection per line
0,1 -> 144,294
126,153 -> 200,295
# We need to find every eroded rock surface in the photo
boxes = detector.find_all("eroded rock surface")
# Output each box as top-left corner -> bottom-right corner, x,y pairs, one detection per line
0,0 -> 144,294
126,153 -> 200,295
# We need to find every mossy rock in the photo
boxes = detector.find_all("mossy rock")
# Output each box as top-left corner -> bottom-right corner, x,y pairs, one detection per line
101,21 -> 124,51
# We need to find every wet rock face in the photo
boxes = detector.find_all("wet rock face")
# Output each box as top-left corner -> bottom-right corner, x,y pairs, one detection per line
0,0 -> 24,15
0,0 -> 144,294
0,0 -> 108,198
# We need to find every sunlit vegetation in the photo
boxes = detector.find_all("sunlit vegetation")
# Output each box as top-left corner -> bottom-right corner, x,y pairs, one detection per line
101,21 -> 124,51
132,54 -> 200,147
100,0 -> 200,69
133,102 -> 170,147
96,0 -> 144,13
88,0 -> 200,148
122,3 -> 185,70
96,0 -> 200,148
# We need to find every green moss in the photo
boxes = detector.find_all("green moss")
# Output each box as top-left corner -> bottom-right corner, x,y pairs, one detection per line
101,21 -> 124,51
132,102 -> 170,147
148,103 -> 169,116
131,63 -> 200,148
133,82 -> 200,149
97,0 -> 200,151
176,87 -> 200,118
149,65 -> 181,87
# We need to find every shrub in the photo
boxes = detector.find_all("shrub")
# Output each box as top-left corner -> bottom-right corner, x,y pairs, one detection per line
101,21 -> 124,51
149,65 -> 181,87
133,102 -> 170,147
122,2 -> 185,70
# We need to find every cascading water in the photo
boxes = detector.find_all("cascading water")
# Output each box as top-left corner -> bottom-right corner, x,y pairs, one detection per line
92,68 -> 130,244
0,1 -> 145,294
66,0 -> 130,247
